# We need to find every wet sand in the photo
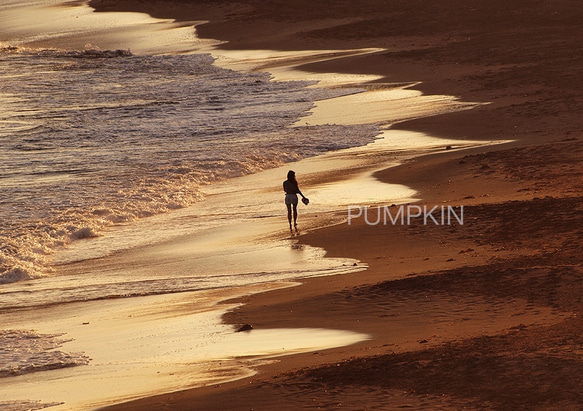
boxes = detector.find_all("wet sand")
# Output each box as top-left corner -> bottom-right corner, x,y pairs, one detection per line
84,0 -> 583,409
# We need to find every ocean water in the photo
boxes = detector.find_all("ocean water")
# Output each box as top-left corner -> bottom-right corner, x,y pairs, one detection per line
0,47 -> 378,284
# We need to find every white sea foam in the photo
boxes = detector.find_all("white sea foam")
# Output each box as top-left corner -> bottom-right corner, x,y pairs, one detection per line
0,46 -> 379,283
0,266 -> 42,285
0,329 -> 89,377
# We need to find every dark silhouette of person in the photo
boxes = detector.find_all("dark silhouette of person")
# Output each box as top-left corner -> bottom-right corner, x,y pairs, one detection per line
283,170 -> 308,233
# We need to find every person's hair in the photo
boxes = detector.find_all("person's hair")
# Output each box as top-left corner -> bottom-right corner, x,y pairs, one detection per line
287,170 -> 296,182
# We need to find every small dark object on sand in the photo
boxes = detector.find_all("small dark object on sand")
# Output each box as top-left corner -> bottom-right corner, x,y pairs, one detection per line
237,324 -> 253,332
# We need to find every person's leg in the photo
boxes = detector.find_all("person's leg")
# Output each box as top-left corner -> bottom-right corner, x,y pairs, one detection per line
293,204 -> 298,228
286,203 -> 292,230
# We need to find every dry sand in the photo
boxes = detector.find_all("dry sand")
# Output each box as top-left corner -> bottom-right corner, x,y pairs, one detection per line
92,0 -> 583,409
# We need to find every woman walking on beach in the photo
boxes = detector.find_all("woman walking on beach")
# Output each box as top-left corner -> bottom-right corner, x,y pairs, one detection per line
283,170 -> 308,234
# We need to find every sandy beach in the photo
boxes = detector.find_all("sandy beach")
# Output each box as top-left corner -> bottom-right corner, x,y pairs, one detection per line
86,0 -> 583,409
5,0 -> 581,409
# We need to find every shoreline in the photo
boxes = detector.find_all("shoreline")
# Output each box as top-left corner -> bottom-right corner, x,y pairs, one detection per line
73,0 -> 583,408
1,2 -> 503,406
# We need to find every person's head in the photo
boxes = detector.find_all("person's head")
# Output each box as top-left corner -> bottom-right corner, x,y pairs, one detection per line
287,170 -> 296,182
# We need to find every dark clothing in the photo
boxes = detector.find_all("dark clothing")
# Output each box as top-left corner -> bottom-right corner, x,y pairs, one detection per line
283,179 -> 300,195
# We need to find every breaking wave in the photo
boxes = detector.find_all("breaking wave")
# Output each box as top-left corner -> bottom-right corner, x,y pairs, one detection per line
0,46 -> 379,283
0,329 -> 90,378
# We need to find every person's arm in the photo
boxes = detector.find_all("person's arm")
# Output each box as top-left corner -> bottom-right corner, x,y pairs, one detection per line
297,186 -> 305,198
